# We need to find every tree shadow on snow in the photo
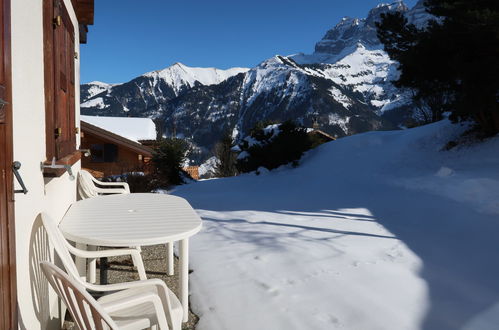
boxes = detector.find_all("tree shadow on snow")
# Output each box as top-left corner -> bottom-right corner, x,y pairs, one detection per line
175,177 -> 499,330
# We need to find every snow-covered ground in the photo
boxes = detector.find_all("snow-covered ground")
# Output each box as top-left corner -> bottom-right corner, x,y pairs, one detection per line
172,120 -> 499,330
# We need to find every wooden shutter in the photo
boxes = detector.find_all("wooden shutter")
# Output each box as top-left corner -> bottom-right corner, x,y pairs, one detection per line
53,0 -> 76,159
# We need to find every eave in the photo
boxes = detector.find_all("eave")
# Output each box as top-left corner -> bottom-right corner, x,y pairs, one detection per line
71,0 -> 94,44
81,121 -> 154,157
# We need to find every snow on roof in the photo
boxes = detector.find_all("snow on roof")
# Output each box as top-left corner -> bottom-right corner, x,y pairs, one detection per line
80,115 -> 156,143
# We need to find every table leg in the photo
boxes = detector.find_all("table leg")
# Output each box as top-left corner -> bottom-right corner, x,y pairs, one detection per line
100,257 -> 108,285
179,238 -> 189,322
88,245 -> 97,283
75,243 -> 87,278
166,241 -> 174,276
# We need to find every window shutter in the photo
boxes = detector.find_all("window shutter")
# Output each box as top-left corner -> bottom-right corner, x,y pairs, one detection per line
53,0 -> 76,159
103,144 -> 118,162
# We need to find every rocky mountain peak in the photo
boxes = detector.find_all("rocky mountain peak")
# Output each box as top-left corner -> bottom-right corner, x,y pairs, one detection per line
314,1 -> 409,56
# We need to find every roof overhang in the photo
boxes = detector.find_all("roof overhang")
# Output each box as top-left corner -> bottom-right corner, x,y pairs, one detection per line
81,120 -> 154,157
308,129 -> 336,141
71,0 -> 94,44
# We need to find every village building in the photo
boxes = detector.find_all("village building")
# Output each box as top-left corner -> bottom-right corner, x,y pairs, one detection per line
307,128 -> 336,147
80,115 -> 155,178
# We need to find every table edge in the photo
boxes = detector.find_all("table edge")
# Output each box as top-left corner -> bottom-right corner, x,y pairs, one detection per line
60,223 -> 202,247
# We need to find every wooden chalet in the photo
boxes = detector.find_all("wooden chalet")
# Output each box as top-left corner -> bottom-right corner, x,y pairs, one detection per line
80,120 -> 154,178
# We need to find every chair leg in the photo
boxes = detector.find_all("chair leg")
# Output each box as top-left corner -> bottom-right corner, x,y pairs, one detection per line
131,248 -> 147,280
166,242 -> 174,276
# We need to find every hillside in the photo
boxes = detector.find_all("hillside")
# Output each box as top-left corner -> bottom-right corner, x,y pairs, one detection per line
172,120 -> 499,330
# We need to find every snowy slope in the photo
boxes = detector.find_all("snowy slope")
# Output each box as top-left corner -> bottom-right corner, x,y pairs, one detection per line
80,115 -> 156,142
320,44 -> 410,113
173,121 -> 499,330
83,81 -> 114,98
198,156 -> 219,178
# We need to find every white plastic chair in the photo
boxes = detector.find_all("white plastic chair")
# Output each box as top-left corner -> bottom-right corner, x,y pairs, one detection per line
78,170 -> 130,199
41,261 -> 175,330
41,213 -> 183,330
77,170 -> 137,281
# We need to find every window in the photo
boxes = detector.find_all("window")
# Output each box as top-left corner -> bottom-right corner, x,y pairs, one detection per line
43,0 -> 77,162
90,144 -> 118,163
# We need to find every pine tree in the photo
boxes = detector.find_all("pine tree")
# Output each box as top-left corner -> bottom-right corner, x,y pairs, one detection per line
151,138 -> 189,186
376,0 -> 499,136
214,131 -> 238,177
236,120 -> 312,173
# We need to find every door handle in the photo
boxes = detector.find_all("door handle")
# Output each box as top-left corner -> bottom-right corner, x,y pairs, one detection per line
12,161 -> 28,194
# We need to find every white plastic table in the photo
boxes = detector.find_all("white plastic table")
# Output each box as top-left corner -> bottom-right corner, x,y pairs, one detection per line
59,193 -> 202,322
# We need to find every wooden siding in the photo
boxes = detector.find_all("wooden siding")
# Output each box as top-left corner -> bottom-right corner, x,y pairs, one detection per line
81,130 -> 152,178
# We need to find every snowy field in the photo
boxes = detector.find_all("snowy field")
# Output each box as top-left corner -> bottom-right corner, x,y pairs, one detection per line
172,120 -> 499,330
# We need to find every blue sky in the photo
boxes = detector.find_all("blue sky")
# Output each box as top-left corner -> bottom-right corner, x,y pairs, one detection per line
80,0 -> 418,84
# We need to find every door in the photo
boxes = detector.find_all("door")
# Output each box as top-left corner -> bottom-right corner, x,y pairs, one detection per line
0,0 -> 17,327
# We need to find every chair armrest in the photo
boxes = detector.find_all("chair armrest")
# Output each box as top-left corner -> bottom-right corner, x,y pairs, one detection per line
84,278 -> 168,292
85,278 -> 177,325
94,187 -> 129,195
101,292 -> 170,329
94,180 -> 128,188
67,243 -> 140,259
92,179 -> 130,193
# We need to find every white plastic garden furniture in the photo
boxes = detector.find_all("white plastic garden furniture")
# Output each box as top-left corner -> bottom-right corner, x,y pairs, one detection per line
77,169 -> 130,199
59,193 -> 202,322
77,170 -> 176,281
77,169 -> 133,283
41,213 -> 183,329
41,261 -> 181,330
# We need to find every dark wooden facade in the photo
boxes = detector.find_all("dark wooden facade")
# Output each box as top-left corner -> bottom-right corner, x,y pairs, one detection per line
80,121 -> 153,178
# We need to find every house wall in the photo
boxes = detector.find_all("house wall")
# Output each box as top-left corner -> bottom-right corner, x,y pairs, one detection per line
81,132 -> 151,178
10,0 -> 81,328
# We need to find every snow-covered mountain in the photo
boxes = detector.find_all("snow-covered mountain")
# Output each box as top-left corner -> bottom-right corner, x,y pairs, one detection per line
308,1 -> 409,63
143,63 -> 249,95
80,81 -> 116,102
81,1 -> 432,162
80,63 -> 249,118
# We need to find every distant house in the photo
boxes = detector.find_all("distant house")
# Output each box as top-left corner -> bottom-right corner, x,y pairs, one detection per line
80,115 -> 156,178
184,166 -> 200,180
307,128 -> 336,147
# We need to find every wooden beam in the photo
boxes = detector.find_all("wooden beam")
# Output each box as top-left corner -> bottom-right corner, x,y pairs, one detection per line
72,0 -> 94,25
79,24 -> 88,44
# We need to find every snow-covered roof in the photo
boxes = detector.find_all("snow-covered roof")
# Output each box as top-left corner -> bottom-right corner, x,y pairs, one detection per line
80,115 -> 156,143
